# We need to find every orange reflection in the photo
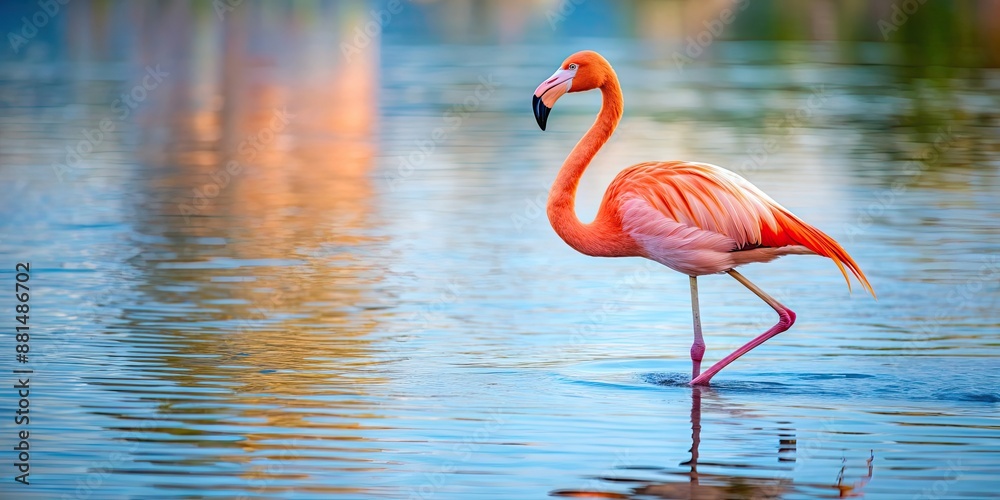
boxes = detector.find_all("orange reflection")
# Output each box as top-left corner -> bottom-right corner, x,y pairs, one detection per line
62,2 -> 387,495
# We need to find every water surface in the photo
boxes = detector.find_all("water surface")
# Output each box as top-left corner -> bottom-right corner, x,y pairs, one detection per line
1,5 -> 999,499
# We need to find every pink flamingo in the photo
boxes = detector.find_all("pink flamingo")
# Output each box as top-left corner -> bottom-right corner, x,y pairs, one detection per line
532,51 -> 874,385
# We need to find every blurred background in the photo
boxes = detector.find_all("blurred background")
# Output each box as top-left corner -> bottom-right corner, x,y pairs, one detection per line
0,1 -> 998,498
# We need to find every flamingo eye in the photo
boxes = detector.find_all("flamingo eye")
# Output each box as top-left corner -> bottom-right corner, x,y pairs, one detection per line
568,63 -> 578,70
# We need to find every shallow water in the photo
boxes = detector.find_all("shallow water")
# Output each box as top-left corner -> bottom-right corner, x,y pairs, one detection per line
1,6 -> 1000,499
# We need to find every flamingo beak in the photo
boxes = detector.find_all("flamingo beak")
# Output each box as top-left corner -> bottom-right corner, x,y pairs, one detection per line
532,67 -> 575,130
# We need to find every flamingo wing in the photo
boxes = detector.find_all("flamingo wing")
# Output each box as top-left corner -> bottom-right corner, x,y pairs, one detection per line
608,161 -> 874,296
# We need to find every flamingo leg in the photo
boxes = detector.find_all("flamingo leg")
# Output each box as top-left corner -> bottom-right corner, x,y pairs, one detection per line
689,276 -> 705,379
689,269 -> 796,386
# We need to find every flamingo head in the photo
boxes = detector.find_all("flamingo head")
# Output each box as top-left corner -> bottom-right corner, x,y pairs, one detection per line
532,50 -> 613,130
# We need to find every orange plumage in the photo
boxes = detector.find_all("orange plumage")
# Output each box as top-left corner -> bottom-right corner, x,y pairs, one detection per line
532,50 -> 875,385
602,161 -> 874,296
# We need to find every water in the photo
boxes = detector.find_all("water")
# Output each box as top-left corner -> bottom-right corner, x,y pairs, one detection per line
1,5 -> 999,499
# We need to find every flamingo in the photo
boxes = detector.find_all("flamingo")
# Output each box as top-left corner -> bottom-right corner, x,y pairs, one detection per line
532,50 -> 874,385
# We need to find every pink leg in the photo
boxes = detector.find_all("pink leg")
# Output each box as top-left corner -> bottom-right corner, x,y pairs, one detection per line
690,269 -> 795,386
689,276 -> 706,379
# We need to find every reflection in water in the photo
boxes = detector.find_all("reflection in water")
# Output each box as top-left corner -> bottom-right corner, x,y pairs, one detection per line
44,2 -> 388,496
551,386 -> 877,499
836,451 -> 874,498
0,1 -> 998,499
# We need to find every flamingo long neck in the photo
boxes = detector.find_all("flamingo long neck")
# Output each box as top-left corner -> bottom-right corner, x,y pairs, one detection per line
546,76 -> 626,257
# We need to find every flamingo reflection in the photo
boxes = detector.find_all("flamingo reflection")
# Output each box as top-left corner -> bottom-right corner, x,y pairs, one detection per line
551,387 -> 875,499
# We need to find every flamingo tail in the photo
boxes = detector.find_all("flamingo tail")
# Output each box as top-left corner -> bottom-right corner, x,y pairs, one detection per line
767,209 -> 876,298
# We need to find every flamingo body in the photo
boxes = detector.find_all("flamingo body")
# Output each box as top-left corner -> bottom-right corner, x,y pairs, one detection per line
605,161 -> 872,292
532,50 -> 874,385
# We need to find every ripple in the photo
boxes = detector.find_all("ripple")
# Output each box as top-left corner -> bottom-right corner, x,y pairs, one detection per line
4,27 -> 999,500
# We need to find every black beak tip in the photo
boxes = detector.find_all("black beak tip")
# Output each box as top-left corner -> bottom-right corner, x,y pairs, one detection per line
532,94 -> 551,131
